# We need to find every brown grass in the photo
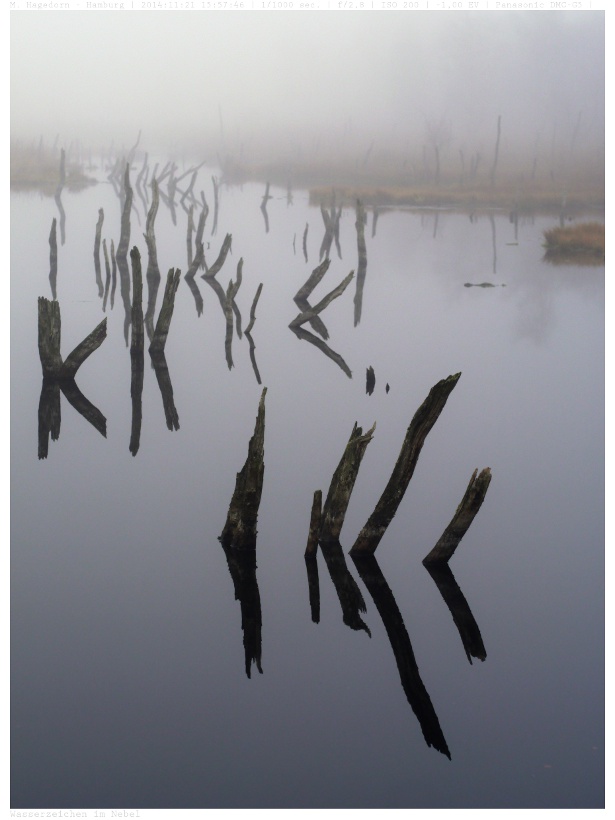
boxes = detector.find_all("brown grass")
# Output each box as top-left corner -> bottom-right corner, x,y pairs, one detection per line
543,222 -> 604,265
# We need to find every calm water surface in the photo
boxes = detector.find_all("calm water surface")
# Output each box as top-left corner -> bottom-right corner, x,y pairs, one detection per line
11,166 -> 604,808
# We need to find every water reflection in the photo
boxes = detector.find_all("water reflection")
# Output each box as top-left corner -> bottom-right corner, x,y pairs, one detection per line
38,378 -> 106,459
93,207 -> 104,299
423,562 -> 486,665
351,553 -> 451,759
290,259 -> 354,378
48,218 -> 57,300
353,199 -> 368,326
54,148 -> 66,246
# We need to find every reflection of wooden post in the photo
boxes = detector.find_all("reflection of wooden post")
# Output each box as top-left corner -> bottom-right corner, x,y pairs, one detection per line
490,115 -> 501,189
304,552 -> 320,623
423,562 -> 486,663
116,164 -> 132,260
350,373 -> 461,555
354,199 -> 367,326
203,233 -> 232,279
352,553 -> 451,758
320,540 -> 370,634
220,388 -> 267,549
305,490 -> 322,557
93,208 -> 104,297
422,468 -> 492,564
49,218 -> 58,299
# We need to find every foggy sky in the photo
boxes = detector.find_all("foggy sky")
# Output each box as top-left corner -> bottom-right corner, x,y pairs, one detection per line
10,10 -> 605,163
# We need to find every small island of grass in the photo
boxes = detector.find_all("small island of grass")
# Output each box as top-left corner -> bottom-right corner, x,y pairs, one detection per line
543,222 -> 605,266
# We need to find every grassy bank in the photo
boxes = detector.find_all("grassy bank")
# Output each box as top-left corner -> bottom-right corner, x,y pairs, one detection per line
543,222 -> 605,265
10,140 -> 97,194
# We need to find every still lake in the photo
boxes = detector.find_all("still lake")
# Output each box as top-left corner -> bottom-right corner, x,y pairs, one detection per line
11,166 -> 604,808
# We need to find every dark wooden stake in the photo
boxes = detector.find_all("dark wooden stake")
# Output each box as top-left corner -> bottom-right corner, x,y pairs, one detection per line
422,468 -> 492,564
148,268 -> 181,355
320,422 -> 376,543
350,373 -> 461,555
220,388 -> 267,550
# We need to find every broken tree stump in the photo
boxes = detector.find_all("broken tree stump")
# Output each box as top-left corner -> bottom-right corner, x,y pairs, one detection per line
422,468 -> 492,565
320,421 -> 376,543
38,297 -> 107,381
148,268 -> 181,355
220,388 -> 267,549
350,373 -> 461,555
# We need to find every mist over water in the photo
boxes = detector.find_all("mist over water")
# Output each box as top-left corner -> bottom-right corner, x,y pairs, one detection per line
10,10 -> 605,178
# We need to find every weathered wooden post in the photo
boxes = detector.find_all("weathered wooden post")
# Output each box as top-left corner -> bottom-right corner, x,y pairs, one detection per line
350,373 -> 461,555
37,297 -> 107,457
319,421 -> 376,544
354,199 -> 367,326
148,268 -> 181,356
422,468 -> 492,564
129,246 -> 144,457
220,388 -> 267,550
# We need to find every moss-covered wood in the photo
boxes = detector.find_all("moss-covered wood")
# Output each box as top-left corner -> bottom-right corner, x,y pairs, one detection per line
350,373 -> 461,555
422,467 -> 492,564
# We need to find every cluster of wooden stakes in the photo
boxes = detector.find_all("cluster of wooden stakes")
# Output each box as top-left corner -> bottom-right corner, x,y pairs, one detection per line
37,158 -> 493,760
